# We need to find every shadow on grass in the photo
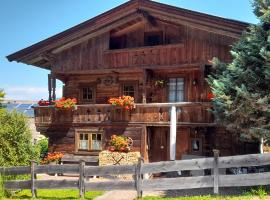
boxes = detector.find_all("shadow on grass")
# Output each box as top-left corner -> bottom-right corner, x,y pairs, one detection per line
7,189 -> 103,200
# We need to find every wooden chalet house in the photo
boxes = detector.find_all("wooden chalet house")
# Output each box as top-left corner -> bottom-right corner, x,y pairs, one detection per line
7,0 -> 252,163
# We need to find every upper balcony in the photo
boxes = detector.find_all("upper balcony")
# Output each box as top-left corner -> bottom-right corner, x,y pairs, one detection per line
34,102 -> 214,130
103,43 -> 185,69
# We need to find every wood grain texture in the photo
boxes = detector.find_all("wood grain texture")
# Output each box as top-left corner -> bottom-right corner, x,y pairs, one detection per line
84,165 -> 136,176
4,180 -> 31,189
35,164 -> 79,174
0,166 -> 30,175
85,180 -> 135,190
220,172 -> 270,187
141,157 -> 214,173
142,176 -> 213,191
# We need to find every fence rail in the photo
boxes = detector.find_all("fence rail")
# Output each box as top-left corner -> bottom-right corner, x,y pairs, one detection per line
1,151 -> 270,198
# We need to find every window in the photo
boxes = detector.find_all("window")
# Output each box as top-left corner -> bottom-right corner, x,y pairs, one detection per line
168,78 -> 184,102
144,31 -> 163,46
80,87 -> 95,103
79,133 -> 89,150
190,138 -> 202,155
123,84 -> 135,97
77,132 -> 102,151
110,35 -> 127,50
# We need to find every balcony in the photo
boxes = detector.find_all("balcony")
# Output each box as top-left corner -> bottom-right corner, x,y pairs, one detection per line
34,102 -> 214,130
103,43 -> 185,69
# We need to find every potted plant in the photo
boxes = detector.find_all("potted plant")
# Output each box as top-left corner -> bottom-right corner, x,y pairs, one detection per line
54,97 -> 77,110
154,79 -> 167,88
107,135 -> 133,153
38,99 -> 51,106
41,152 -> 64,165
108,96 -> 135,110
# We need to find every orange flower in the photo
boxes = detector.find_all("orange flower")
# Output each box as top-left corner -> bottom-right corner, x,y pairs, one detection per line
108,96 -> 135,110
54,97 -> 77,110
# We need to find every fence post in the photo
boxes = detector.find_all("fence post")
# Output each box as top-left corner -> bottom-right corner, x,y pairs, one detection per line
136,157 -> 143,198
79,160 -> 85,199
30,160 -> 37,198
213,149 -> 220,195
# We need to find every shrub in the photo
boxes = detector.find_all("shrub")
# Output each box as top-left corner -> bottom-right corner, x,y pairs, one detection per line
0,110 -> 39,167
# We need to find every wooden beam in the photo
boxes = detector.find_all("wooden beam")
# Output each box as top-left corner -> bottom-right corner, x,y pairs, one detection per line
111,20 -> 146,37
144,8 -> 243,38
51,13 -> 144,54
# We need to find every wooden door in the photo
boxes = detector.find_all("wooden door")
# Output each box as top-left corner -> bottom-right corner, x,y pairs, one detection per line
148,127 -> 169,162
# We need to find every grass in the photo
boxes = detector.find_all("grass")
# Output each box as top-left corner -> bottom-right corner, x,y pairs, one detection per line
141,196 -> 254,200
0,189 -> 103,200
141,186 -> 270,200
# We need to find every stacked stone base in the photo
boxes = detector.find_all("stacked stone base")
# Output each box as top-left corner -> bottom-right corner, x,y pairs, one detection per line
99,151 -> 141,179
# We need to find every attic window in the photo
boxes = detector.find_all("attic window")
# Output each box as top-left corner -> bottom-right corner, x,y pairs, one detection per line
144,31 -> 163,46
110,35 -> 127,50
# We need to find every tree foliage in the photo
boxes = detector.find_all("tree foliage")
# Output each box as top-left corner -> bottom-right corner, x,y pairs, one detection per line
0,89 -> 4,109
0,110 -> 39,167
207,0 -> 270,140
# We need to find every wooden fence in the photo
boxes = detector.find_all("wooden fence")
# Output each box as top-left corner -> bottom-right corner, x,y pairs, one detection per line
1,151 -> 270,198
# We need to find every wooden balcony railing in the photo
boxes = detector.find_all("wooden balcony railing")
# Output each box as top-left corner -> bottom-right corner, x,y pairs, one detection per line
34,102 -> 214,127
103,43 -> 185,68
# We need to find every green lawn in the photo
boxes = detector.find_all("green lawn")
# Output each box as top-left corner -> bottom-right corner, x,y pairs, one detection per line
141,196 -> 254,200
1,189 -> 103,200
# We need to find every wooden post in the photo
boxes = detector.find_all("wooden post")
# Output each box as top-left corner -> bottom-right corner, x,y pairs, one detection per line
136,157 -> 143,198
48,74 -> 52,102
52,76 -> 56,101
30,160 -> 37,198
213,149 -> 220,195
170,106 -> 177,160
142,69 -> 147,104
79,160 -> 85,199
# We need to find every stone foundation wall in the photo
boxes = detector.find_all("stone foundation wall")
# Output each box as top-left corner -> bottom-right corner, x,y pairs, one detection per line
99,151 -> 141,166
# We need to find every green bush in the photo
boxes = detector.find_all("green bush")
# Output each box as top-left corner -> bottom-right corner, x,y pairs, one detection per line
0,110 -> 39,167
34,138 -> 48,161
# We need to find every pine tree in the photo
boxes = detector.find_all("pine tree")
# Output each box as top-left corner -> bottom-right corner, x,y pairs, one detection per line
207,0 -> 270,145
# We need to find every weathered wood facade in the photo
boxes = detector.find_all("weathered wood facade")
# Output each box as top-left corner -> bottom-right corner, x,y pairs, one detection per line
7,0 -> 258,162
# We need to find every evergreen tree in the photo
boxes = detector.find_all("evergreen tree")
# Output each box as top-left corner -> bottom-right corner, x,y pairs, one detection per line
207,0 -> 270,143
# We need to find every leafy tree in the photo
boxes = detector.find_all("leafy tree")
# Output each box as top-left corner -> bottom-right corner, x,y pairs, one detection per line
207,0 -> 270,149
0,89 -> 4,109
0,110 -> 39,167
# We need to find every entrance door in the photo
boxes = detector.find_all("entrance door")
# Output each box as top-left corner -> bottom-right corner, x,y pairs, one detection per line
148,127 -> 169,162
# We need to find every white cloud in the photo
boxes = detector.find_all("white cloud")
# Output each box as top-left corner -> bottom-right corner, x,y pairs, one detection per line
3,85 -> 62,101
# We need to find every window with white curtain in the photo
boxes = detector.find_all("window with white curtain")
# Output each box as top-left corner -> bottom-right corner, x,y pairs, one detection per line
168,78 -> 184,102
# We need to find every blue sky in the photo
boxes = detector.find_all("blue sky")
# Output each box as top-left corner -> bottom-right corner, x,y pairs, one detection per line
0,0 -> 258,100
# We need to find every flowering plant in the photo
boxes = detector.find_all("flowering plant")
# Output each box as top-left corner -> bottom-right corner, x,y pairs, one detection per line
38,99 -> 51,106
41,152 -> 64,164
154,79 -> 167,88
207,92 -> 214,100
108,96 -> 135,110
55,97 -> 77,110
108,135 -> 133,153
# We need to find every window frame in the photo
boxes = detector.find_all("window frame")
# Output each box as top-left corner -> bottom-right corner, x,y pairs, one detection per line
120,81 -> 138,102
79,85 -> 96,104
167,77 -> 185,102
75,129 -> 103,153
190,138 -> 203,155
